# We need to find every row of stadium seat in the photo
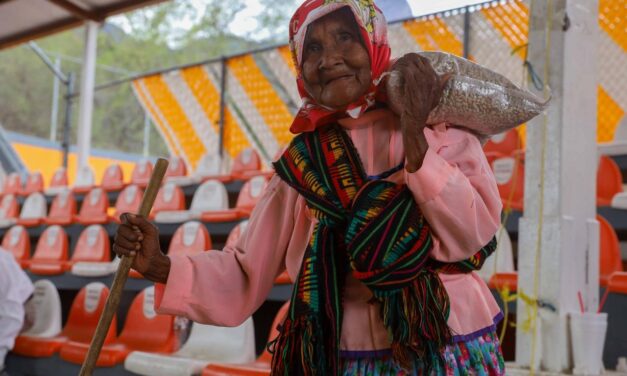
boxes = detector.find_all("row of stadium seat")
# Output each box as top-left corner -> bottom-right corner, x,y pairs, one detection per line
0,147 -> 272,197
488,151 -> 627,210
0,175 -> 268,227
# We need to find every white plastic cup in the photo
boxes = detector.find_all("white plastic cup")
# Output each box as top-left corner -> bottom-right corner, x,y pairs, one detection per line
540,311 -> 570,372
569,312 -> 608,376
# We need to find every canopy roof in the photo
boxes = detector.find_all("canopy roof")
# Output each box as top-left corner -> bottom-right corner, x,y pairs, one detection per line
0,0 -> 167,50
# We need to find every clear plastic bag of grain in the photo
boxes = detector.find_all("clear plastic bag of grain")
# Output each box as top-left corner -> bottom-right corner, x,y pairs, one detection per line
385,52 -> 550,138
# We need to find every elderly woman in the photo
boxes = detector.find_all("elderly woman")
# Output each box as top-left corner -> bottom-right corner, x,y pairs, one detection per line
114,1 -> 505,374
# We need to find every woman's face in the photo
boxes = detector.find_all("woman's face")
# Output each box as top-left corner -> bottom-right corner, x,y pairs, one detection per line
301,8 -> 372,109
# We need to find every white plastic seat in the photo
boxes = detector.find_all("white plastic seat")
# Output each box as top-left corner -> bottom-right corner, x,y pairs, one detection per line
20,279 -> 62,338
73,165 -> 95,192
476,225 -> 515,283
17,192 -> 47,226
124,317 -> 255,376
155,179 -> 229,223
168,153 -> 223,186
71,256 -> 120,277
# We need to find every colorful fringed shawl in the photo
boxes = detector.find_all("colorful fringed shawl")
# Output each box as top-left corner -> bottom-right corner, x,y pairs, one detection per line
271,124 -> 497,375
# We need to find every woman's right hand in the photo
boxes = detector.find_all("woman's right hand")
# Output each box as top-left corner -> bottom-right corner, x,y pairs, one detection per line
113,213 -> 171,283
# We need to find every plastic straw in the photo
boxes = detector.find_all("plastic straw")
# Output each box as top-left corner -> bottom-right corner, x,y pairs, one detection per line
577,291 -> 585,313
598,288 -> 610,313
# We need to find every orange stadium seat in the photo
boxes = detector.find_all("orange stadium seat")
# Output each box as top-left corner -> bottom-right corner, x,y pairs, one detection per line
131,159 -> 154,188
101,164 -> 126,191
3,172 -> 22,195
483,129 -> 522,155
230,148 -> 263,180
73,165 -> 96,194
111,185 -> 143,223
154,179 -> 229,223
29,225 -> 69,275
598,215 -> 623,287
1,225 -> 30,268
67,225 -> 111,267
596,155 -> 623,206
12,279 -> 66,358
131,221 -> 210,278
492,152 -> 525,211
165,156 -> 187,180
484,151 -> 504,168
59,282 -> 126,366
488,272 -> 519,292
44,189 -> 77,226
150,182 -> 185,219
200,176 -> 268,223
16,192 -> 47,227
0,194 -> 20,228
201,302 -> 290,376
19,172 -> 44,196
75,187 -> 109,225
45,167 -> 69,195
116,286 -> 177,355
168,153 -> 231,186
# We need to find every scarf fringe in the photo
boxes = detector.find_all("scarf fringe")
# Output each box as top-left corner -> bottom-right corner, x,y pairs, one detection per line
375,271 -> 452,371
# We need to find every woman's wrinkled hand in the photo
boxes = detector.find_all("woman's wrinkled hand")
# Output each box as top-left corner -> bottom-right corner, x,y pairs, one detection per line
387,53 -> 446,172
113,213 -> 170,283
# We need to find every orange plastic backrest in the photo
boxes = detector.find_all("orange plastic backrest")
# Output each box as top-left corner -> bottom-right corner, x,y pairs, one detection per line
24,172 -> 44,193
596,156 -> 623,206
235,177 -> 268,212
131,160 -> 154,185
50,168 -> 69,188
608,272 -> 627,294
165,157 -> 187,178
114,185 -> 143,218
63,283 -> 117,344
48,190 -> 77,219
258,302 -> 290,363
1,225 -> 30,261
168,221 -> 211,256
151,183 -> 185,214
483,129 -> 522,155
101,164 -> 124,190
0,194 -> 19,219
225,221 -> 248,248
231,148 -> 261,175
78,188 -> 109,217
71,225 -> 110,262
488,272 -> 518,292
598,215 -> 623,285
492,153 -> 525,210
31,225 -> 69,262
117,287 -> 176,352
3,173 -> 22,195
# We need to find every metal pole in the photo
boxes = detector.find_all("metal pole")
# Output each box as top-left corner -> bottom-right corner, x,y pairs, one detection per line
463,6 -> 471,59
50,57 -> 61,141
218,57 -> 227,158
62,73 -> 75,169
76,21 -> 99,173
143,112 -> 150,157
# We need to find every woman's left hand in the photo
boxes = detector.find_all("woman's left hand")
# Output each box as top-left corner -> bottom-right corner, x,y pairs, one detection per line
388,53 -> 445,172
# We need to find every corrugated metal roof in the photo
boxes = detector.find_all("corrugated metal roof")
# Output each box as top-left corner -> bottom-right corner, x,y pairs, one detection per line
0,0 -> 168,50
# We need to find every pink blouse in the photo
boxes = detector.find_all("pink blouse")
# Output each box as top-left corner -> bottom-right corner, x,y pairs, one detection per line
155,108 -> 503,351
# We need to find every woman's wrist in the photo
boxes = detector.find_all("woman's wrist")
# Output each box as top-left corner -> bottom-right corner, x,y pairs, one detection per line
144,254 -> 171,284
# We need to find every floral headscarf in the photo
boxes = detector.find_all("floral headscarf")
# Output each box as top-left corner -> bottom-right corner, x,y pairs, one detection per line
288,0 -> 391,134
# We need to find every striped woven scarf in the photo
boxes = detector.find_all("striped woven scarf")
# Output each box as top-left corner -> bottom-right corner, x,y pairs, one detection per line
271,124 -> 496,375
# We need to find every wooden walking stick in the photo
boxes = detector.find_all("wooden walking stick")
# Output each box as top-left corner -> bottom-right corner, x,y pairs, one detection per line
79,158 -> 169,376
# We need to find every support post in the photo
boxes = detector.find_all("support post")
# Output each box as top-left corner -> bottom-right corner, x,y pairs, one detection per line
515,0 -> 599,373
62,73 -> 75,169
76,21 -> 99,174
50,57 -> 61,141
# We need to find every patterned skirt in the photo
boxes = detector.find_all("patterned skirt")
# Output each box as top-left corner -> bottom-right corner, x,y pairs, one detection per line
340,330 -> 505,376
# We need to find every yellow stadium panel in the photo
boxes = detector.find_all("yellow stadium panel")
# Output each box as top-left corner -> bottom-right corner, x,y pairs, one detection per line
12,143 -> 135,188
402,17 -> 464,56
599,0 -> 627,53
180,66 -> 251,159
132,80 -> 181,157
278,45 -> 297,74
481,1 -> 529,59
227,55 -> 294,147
141,75 -> 206,168
597,86 -> 625,142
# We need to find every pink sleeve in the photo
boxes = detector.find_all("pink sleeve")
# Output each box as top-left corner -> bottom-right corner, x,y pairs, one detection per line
405,126 -> 502,262
154,175 -> 298,326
